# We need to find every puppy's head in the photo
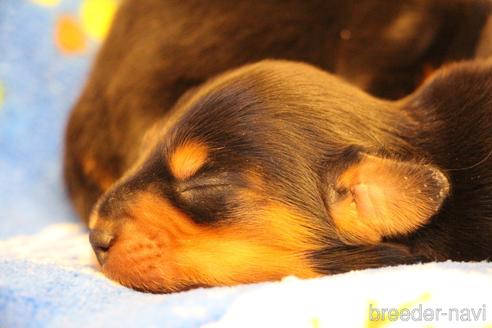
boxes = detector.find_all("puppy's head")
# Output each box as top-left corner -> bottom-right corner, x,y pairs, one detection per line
88,60 -> 449,292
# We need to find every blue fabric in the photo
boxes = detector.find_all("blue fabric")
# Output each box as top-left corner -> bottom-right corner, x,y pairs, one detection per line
0,0 -> 89,238
1,260 -> 242,327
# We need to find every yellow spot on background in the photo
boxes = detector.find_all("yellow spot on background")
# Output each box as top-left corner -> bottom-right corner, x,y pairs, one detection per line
31,0 -> 61,6
81,0 -> 117,41
0,82 -> 4,108
56,15 -> 87,54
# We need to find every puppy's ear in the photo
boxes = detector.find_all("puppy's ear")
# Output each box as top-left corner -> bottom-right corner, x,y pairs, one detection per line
327,154 -> 450,244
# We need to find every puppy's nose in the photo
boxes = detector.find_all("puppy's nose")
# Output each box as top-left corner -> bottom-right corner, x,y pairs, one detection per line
89,230 -> 115,266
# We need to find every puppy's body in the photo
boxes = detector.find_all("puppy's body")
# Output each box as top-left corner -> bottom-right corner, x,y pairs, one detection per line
65,0 -> 492,292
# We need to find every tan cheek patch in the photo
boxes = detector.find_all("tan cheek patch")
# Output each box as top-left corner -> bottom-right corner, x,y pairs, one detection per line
101,192 -> 322,292
169,141 -> 208,180
176,203 -> 324,287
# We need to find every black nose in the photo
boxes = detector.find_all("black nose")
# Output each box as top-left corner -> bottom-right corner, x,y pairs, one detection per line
89,230 -> 115,266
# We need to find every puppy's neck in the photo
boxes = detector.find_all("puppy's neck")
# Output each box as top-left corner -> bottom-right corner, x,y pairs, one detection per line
395,62 -> 492,260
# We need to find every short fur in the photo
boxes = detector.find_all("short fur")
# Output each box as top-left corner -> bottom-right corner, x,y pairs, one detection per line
65,0 -> 492,292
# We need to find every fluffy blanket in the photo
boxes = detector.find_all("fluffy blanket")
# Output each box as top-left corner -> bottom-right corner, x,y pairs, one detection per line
1,1 -> 491,327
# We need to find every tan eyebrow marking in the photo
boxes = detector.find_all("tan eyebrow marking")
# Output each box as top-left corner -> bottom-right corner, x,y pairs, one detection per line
169,141 -> 209,180
82,156 -> 115,191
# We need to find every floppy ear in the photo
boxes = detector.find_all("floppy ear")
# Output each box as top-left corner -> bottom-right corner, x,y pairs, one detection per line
328,154 -> 450,244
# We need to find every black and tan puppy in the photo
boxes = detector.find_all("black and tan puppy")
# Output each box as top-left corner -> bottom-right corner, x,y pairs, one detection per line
64,0 -> 492,292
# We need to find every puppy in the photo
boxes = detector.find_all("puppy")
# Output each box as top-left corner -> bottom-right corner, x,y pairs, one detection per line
64,0 -> 492,292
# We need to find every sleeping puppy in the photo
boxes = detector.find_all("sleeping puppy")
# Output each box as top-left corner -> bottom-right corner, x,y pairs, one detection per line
64,0 -> 492,292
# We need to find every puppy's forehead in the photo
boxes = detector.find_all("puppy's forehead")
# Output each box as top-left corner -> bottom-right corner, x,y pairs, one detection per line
162,84 -> 263,166
160,61 -> 341,177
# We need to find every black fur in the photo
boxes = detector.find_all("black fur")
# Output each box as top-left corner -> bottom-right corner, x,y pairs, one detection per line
64,0 -> 489,220
64,0 -> 492,291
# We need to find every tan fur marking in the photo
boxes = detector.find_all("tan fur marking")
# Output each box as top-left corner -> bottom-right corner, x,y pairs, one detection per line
88,212 -> 98,230
169,142 -> 208,180
82,156 -> 115,191
418,63 -> 436,86
97,192 -> 321,292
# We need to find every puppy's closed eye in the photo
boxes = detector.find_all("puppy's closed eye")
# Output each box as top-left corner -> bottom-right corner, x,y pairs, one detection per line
177,177 -> 233,193
175,178 -> 236,224
179,183 -> 232,194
